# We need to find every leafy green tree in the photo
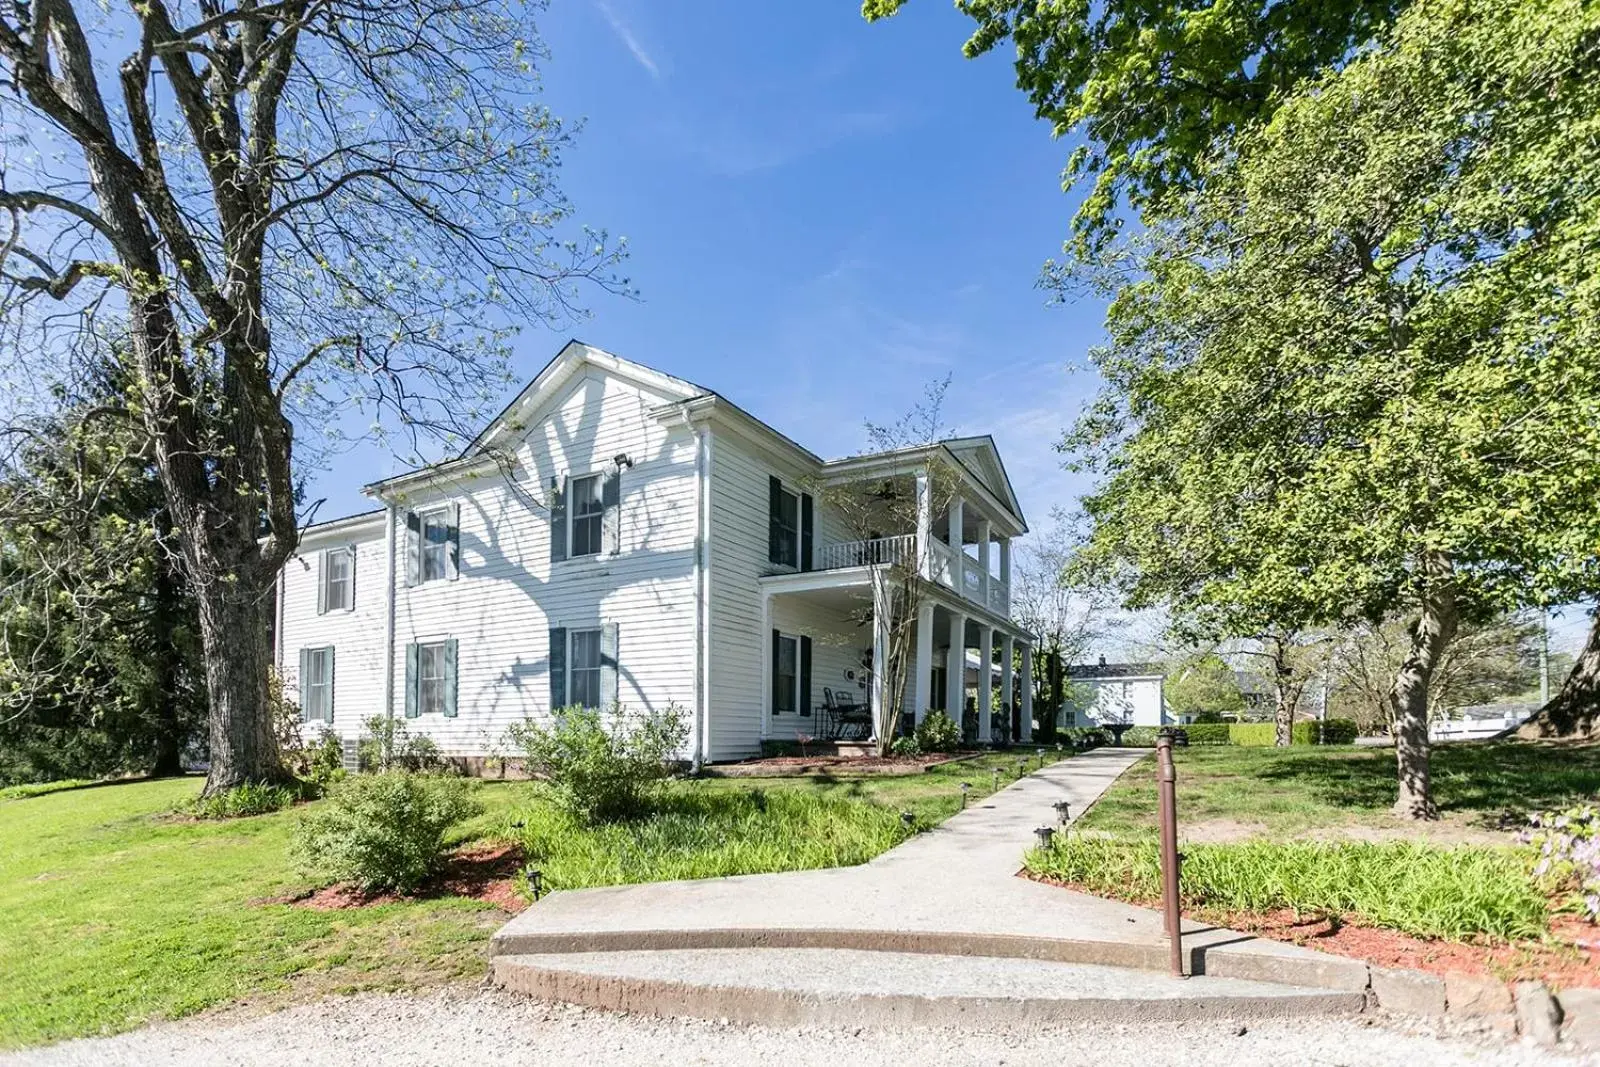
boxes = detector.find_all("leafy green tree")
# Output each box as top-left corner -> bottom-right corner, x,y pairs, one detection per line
1163,653 -> 1244,722
1066,0 -> 1600,817
863,0 -> 1406,251
0,370 -> 204,785
0,0 -> 623,793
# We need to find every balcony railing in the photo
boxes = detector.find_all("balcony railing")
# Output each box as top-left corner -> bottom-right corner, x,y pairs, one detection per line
813,534 -> 1010,616
814,534 -> 916,571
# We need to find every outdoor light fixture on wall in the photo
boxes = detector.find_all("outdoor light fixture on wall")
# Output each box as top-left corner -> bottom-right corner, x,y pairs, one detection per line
613,453 -> 635,470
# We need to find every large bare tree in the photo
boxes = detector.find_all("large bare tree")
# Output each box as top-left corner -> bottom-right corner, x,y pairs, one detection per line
0,0 -> 623,793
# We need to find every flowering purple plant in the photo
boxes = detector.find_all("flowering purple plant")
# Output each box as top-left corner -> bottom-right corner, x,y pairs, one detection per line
1521,803 -> 1600,922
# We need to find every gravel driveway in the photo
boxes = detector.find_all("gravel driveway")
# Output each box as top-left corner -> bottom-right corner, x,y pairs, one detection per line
0,987 -> 1580,1067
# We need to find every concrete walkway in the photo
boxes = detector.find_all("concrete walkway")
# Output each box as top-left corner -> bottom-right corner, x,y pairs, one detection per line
491,748 -> 1369,1023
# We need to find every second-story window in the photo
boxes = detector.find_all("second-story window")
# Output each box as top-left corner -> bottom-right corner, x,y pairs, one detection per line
770,483 -> 799,568
570,474 -> 604,557
421,511 -> 450,581
321,547 -> 353,613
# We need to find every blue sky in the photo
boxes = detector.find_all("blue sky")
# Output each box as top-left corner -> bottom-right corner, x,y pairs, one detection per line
307,0 -> 1106,541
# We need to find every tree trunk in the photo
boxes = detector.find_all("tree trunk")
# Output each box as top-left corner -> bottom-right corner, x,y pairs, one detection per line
1273,690 -> 1295,747
1517,613 -> 1600,739
1389,555 -> 1458,820
194,573 -> 286,794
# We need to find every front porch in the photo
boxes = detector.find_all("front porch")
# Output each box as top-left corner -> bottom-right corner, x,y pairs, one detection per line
758,571 -> 1034,748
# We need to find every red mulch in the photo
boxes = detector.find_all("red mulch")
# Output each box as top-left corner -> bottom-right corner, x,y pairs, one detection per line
270,842 -> 529,914
1024,871 -> 1600,990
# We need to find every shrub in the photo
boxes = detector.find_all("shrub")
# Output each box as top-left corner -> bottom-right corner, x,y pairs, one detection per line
1056,727 -> 1109,750
1523,803 -> 1600,922
507,704 -> 688,823
1227,723 -> 1278,746
1184,723 -> 1231,745
191,781 -> 301,819
304,730 -> 346,788
913,711 -> 962,753
1028,833 -> 1548,941
1319,719 -> 1359,745
292,771 -> 481,893
889,736 -> 922,757
358,716 -> 446,773
1120,726 -> 1161,746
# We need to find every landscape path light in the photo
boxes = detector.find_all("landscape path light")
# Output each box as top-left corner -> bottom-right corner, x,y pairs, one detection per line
1053,800 -> 1072,826
1034,826 -> 1055,849
959,782 -> 971,809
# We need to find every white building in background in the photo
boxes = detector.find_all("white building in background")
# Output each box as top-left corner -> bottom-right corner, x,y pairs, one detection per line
1063,658 -> 1169,728
275,341 -> 1035,767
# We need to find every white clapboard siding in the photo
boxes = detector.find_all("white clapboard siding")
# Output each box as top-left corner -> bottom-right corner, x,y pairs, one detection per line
704,430 -> 864,760
277,518 -> 389,739
385,369 -> 700,757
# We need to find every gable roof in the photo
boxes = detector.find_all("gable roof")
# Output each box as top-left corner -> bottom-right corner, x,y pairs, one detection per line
463,339 -> 706,458
361,341 -> 1027,532
1068,661 -> 1165,680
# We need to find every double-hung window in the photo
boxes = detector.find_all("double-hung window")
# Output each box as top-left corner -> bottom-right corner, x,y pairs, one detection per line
417,640 -> 448,716
568,628 -> 603,709
302,647 -> 334,722
322,547 -> 353,612
773,634 -> 798,715
771,486 -> 799,568
569,474 -> 604,558
421,511 -> 450,582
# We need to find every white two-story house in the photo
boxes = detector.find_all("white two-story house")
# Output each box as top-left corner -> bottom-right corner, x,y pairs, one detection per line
275,341 -> 1035,767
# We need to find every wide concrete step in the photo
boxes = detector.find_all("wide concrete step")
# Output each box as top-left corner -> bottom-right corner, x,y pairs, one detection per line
491,947 -> 1366,1027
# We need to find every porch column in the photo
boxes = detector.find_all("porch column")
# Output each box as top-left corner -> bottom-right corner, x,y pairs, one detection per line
1001,634 -> 1014,742
947,495 -> 963,548
977,519 -> 992,604
977,626 -> 994,743
1019,642 -> 1034,742
998,538 -> 1012,614
870,579 -> 892,741
913,600 -> 934,725
945,611 -> 966,724
915,468 -> 933,580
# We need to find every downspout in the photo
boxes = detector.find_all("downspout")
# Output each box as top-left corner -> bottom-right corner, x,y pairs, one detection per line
382,500 -> 398,751
681,407 -> 713,772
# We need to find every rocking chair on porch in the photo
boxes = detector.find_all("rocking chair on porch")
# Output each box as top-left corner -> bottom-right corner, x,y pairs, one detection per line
822,688 -> 872,742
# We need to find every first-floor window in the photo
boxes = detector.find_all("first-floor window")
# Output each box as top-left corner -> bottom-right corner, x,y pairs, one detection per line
418,640 -> 448,716
774,634 -> 798,714
302,646 -> 333,721
569,628 -> 603,709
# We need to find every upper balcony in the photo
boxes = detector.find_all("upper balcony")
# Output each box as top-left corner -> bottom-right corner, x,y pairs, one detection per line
801,461 -> 1017,618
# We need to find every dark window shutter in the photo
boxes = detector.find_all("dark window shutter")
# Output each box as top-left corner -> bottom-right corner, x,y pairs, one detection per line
442,639 -> 458,717
326,647 -> 336,723
404,643 -> 419,718
771,628 -> 782,714
799,636 -> 813,717
446,504 -> 460,580
345,545 -> 356,611
767,476 -> 783,565
800,494 -> 814,572
602,470 -> 621,555
550,477 -> 568,564
298,647 -> 311,722
405,512 -> 421,587
549,627 -> 567,709
316,552 -> 327,615
601,622 -> 620,708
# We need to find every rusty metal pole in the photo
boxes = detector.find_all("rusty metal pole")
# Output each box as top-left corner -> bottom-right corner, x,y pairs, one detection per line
1156,732 -> 1184,978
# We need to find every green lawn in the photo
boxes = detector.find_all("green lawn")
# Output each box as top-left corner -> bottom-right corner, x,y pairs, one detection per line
1080,741 -> 1600,839
0,751 -> 1040,1049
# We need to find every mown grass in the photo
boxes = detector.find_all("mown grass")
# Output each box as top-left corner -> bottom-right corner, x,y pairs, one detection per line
1026,833 -> 1548,941
0,750 -> 1050,1049
1080,741 -> 1600,837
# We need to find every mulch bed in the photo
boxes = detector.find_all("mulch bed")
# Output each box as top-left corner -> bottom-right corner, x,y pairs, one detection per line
1024,870 -> 1600,989
268,843 -> 529,915
705,751 -> 982,778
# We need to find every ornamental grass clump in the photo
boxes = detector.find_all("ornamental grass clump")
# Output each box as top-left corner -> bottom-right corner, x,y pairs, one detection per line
293,771 -> 481,893
1027,833 -> 1548,941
